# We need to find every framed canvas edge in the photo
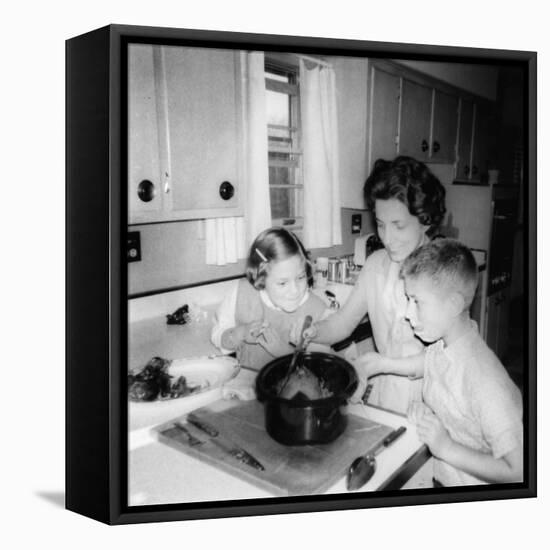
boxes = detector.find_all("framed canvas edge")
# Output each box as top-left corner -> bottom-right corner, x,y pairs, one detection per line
65,23 -> 537,526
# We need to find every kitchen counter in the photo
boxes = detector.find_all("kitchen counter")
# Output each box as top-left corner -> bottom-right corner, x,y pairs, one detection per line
129,375 -> 430,505
128,283 -> 430,502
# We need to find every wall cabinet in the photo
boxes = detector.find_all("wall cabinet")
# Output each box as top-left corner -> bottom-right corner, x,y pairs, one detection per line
128,44 -> 244,225
431,89 -> 459,163
455,99 -> 496,183
398,78 -> 432,161
398,79 -> 459,164
128,44 -> 164,219
367,61 -> 499,181
368,65 -> 400,170
368,62 -> 460,173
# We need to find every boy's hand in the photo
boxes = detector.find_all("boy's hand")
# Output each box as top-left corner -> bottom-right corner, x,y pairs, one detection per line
289,317 -> 318,345
416,410 -> 453,459
354,351 -> 387,378
407,400 -> 431,425
258,326 -> 294,357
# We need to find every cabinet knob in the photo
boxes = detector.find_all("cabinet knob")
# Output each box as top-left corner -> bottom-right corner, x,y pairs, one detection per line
219,181 -> 235,201
472,165 -> 479,175
137,179 -> 156,203
433,140 -> 440,153
421,139 -> 429,153
464,165 -> 470,176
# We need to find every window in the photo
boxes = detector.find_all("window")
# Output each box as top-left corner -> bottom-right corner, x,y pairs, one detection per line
265,62 -> 303,234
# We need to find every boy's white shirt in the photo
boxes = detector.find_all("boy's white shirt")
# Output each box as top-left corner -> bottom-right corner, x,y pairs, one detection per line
210,280 -> 315,354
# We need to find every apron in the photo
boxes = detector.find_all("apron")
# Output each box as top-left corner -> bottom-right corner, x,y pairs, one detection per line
366,256 -> 425,414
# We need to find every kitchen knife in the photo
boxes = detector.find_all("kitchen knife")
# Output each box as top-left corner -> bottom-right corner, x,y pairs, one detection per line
346,426 -> 407,491
186,414 -> 265,471
172,421 -> 204,446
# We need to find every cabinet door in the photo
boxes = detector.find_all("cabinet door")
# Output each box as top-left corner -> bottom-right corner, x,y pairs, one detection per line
398,78 -> 432,161
160,46 -> 242,219
128,44 -> 164,223
368,66 -> 400,170
456,98 -> 474,181
431,90 -> 459,163
471,102 -> 495,183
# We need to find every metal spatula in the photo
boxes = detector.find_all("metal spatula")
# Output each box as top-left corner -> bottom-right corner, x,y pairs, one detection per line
277,315 -> 313,397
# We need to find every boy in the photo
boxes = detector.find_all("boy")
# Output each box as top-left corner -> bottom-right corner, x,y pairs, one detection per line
361,238 -> 523,486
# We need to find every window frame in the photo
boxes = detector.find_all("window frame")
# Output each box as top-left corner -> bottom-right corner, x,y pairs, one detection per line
265,58 -> 303,234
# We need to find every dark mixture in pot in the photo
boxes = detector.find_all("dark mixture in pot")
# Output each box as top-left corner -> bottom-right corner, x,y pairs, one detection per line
277,366 -> 333,400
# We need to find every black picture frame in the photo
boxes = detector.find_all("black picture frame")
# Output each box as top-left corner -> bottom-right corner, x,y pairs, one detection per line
66,24 -> 537,525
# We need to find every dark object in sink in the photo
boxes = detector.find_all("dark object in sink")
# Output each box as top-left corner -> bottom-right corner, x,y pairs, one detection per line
256,352 -> 358,446
128,356 -> 201,401
166,304 -> 190,325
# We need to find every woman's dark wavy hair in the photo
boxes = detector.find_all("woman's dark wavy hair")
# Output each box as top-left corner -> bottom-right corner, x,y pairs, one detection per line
245,227 -> 314,290
364,156 -> 446,234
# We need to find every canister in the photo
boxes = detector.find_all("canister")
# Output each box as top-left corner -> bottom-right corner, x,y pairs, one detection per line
339,258 -> 350,283
315,257 -> 329,288
328,258 -> 339,282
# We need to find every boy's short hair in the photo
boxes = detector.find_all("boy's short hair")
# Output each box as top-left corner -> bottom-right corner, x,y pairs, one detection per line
400,238 -> 479,308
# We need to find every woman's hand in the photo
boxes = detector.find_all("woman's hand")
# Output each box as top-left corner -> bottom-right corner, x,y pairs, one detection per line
416,409 -> 454,460
289,317 -> 318,345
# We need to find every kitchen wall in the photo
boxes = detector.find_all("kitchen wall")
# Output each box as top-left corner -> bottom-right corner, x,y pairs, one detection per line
431,164 -> 493,251
128,56 -> 509,297
332,56 -> 369,210
129,208 -> 374,296
396,60 -> 499,100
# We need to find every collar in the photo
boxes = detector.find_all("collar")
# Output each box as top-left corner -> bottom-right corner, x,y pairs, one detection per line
441,320 -> 480,364
259,288 -> 310,312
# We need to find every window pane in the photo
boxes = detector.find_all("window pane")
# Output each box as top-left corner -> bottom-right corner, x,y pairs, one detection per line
270,188 -> 291,219
266,90 -> 289,126
269,165 -> 290,186
269,187 -> 302,219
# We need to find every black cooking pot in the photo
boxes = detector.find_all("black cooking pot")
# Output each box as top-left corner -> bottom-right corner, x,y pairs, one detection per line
255,352 -> 358,446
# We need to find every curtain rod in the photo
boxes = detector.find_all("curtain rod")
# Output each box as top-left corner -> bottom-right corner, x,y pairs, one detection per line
297,54 -> 332,68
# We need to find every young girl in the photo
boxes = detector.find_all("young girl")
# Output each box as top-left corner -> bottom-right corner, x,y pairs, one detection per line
211,227 -> 328,371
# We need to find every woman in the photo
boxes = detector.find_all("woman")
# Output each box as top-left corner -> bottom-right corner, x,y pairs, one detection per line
294,156 -> 446,414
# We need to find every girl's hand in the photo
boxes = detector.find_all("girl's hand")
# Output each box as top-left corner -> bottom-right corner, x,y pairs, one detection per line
258,326 -> 294,357
237,320 -> 268,344
289,317 -> 318,345
416,410 -> 453,459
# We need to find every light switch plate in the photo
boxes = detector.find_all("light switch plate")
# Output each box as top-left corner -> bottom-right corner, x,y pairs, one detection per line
127,231 -> 141,262
351,213 -> 362,234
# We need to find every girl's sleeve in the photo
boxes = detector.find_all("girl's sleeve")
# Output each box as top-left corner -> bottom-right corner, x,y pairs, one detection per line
210,283 -> 239,353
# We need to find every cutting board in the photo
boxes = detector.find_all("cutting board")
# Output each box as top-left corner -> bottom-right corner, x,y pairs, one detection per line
156,400 -> 393,496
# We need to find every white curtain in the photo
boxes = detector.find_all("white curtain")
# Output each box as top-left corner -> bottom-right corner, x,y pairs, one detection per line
205,51 -> 271,265
300,59 -> 342,249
